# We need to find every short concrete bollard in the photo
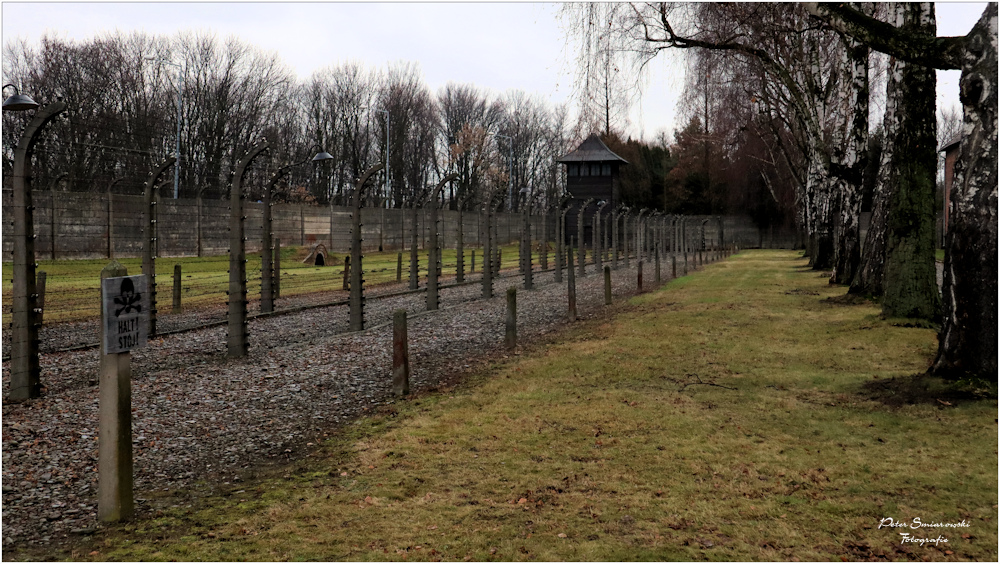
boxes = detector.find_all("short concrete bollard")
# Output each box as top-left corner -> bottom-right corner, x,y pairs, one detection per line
36,271 -> 46,326
505,287 -> 517,350
392,310 -> 410,397
604,265 -> 612,306
396,252 -> 403,283
172,264 -> 182,314
343,255 -> 351,291
99,261 -> 134,523
637,260 -> 644,292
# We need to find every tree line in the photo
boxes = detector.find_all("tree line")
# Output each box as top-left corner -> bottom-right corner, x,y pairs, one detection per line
2,32 -> 580,212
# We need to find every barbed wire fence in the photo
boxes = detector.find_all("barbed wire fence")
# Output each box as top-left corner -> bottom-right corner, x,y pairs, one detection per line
3,111 -> 791,371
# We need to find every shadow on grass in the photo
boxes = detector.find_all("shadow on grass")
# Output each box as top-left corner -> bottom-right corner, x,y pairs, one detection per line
860,373 -> 997,407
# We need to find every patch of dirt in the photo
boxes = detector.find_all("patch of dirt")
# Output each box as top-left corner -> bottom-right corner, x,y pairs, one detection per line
785,288 -> 820,296
860,374 -> 996,408
824,293 -> 874,306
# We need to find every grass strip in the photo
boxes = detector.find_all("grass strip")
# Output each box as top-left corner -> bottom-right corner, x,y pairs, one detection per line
37,250 -> 996,562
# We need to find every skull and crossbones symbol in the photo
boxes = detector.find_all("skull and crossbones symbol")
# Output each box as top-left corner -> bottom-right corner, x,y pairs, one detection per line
114,278 -> 143,317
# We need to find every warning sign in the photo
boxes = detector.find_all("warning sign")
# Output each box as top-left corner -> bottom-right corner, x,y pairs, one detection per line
102,275 -> 149,354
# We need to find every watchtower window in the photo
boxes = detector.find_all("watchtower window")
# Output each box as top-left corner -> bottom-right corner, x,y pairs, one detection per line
568,164 -> 579,176
581,164 -> 590,176
602,164 -> 612,176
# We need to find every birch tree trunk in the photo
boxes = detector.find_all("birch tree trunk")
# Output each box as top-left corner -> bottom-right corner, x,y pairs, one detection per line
831,24 -> 870,285
881,2 -> 941,321
932,4 -> 998,381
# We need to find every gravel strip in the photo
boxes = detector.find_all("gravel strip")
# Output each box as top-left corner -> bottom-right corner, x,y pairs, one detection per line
2,253 -> 705,551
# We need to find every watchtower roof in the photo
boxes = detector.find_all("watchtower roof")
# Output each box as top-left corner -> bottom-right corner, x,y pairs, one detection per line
557,134 -> 628,164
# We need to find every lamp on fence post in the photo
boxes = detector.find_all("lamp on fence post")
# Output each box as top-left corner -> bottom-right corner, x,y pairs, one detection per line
260,145 -> 332,314
4,85 -> 65,401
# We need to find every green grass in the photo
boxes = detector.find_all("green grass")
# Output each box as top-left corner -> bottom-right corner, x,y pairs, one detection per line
2,243 -> 534,324
936,248 -> 945,262
25,250 -> 997,561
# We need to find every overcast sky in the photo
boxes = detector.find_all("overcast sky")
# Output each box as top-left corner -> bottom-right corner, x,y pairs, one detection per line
1,1 -> 988,142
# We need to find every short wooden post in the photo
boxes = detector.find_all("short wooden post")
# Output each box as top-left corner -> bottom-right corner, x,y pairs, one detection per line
172,264 -> 182,314
99,261 -> 134,522
36,271 -> 46,326
567,237 -> 577,321
505,287 -> 517,350
392,310 -> 410,397
603,265 -> 611,306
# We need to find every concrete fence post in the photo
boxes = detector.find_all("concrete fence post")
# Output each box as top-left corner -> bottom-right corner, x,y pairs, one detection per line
456,208 -> 465,283
624,212 -> 631,269
567,237 -> 578,321
273,238 -> 281,299
342,255 -> 351,291
481,204 -> 493,299
396,252 -> 403,282
428,173 -> 457,311
577,198 -> 593,278
683,252 -> 689,275
34,271 -> 47,327
409,203 -> 420,290
523,211 -> 533,290
470,249 -> 475,274
392,309 -> 410,397
637,259 -> 644,292
655,245 -> 661,285
227,142 -> 268,358
540,213 -> 549,271
505,287 -> 517,350
612,208 -> 619,270
143,157 -> 174,339
260,169 -> 276,314
672,254 -> 677,279
595,202 -> 607,272
604,265 -> 611,306
555,209 -> 564,283
172,264 -> 182,314
349,164 -> 383,332
98,260 -> 134,523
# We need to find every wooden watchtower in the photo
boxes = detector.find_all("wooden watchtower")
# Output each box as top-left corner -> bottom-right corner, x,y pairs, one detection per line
557,134 -> 628,245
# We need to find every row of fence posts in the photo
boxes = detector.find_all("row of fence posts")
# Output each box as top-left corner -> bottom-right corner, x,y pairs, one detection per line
6,105 -> 746,526
19,188 -> 726,355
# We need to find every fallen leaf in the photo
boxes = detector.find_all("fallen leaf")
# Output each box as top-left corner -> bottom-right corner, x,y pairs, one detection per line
557,533 -> 567,538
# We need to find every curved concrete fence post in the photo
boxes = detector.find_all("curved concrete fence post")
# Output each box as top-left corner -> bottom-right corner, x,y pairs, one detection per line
8,101 -> 67,401
227,141 -> 269,358
142,157 -> 175,338
350,164 -> 385,331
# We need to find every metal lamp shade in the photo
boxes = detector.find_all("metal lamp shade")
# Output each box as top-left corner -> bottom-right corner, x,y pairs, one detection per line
2,93 -> 40,112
